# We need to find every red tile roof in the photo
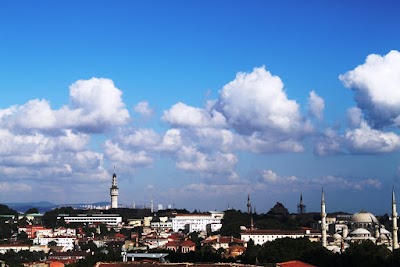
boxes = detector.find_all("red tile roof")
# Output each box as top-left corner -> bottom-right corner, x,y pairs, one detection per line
202,236 -> 245,244
277,260 -> 316,267
95,264 -> 257,267
180,240 -> 195,247
242,229 -> 319,235
175,214 -> 211,217
165,240 -> 195,247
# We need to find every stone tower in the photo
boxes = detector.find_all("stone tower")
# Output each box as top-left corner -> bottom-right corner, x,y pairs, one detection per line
110,171 -> 119,209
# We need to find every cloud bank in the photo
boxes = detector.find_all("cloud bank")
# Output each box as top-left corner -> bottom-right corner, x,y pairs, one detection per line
1,55 -> 397,205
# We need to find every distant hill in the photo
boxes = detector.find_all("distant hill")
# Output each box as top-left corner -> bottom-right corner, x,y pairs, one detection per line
3,201 -> 56,213
2,201 -> 111,213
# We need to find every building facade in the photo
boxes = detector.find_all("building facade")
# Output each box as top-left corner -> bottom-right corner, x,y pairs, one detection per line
171,211 -> 224,233
57,214 -> 122,226
241,229 -> 321,246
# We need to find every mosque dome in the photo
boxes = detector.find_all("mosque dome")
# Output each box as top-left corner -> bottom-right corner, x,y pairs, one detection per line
351,210 -> 378,223
333,233 -> 342,241
331,246 -> 341,254
350,228 -> 371,236
380,233 -> 389,240
381,228 -> 391,235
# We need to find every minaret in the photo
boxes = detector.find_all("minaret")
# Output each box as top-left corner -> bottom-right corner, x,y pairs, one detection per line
298,193 -> 306,214
393,187 -> 399,249
247,194 -> 251,214
247,194 -> 254,230
321,188 -> 327,248
110,171 -> 119,209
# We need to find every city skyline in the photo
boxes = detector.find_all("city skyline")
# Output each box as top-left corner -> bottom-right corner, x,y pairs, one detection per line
1,1 -> 400,214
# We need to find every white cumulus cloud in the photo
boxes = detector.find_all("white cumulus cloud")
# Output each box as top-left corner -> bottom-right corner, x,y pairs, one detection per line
0,77 -> 130,134
176,146 -> 237,175
134,101 -> 153,117
217,66 -> 311,135
259,169 -> 381,192
163,102 -> 227,128
61,78 -> 130,132
339,50 -> 400,128
314,128 -> 343,156
345,121 -> 400,153
308,90 -> 325,120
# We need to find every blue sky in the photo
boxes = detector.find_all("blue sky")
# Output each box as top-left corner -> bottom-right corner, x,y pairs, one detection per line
1,1 -> 400,214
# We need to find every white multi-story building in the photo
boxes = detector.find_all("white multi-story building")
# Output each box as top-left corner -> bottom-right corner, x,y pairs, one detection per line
57,214 -> 122,226
33,237 -> 76,251
34,227 -> 76,238
171,211 -> 224,233
241,229 -> 321,246
150,217 -> 173,231
35,228 -> 53,237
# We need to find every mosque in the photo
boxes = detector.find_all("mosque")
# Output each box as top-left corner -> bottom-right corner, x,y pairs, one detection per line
320,188 -> 399,252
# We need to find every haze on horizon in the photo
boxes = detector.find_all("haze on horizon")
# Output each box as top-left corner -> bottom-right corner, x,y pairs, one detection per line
0,1 -> 400,215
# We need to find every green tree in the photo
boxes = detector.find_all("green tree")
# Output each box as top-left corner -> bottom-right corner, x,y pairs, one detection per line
42,206 -> 77,228
189,231 -> 203,249
80,240 -> 99,252
17,231 -> 28,240
341,240 -> 390,267
48,240 -> 57,246
220,209 -> 250,237
241,238 -> 259,264
25,207 -> 39,214
258,237 -> 320,264
0,204 -> 18,215
17,216 -> 29,226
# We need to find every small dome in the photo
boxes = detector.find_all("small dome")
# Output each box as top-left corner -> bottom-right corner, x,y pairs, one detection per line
380,233 -> 389,240
381,228 -> 391,235
351,228 -> 371,236
351,211 -> 378,223
331,246 -> 341,254
333,233 -> 342,240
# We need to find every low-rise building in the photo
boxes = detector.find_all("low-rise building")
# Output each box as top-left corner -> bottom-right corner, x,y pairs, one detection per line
150,217 -> 172,232
165,240 -> 196,253
126,218 -> 143,228
0,244 -> 30,254
241,229 -> 321,246
18,213 -> 43,225
202,235 -> 247,250
33,237 -> 76,251
57,214 -> 122,226
18,225 -> 48,239
48,252 -> 90,265
171,211 -> 224,233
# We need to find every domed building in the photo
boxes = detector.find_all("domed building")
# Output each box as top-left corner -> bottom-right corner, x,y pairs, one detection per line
321,189 -> 399,252
350,210 -> 379,231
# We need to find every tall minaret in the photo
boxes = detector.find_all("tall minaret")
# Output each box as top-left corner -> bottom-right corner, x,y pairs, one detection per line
298,193 -> 306,214
110,171 -> 119,209
321,188 -> 327,248
247,194 -> 251,214
393,187 -> 399,250
247,194 -> 254,230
